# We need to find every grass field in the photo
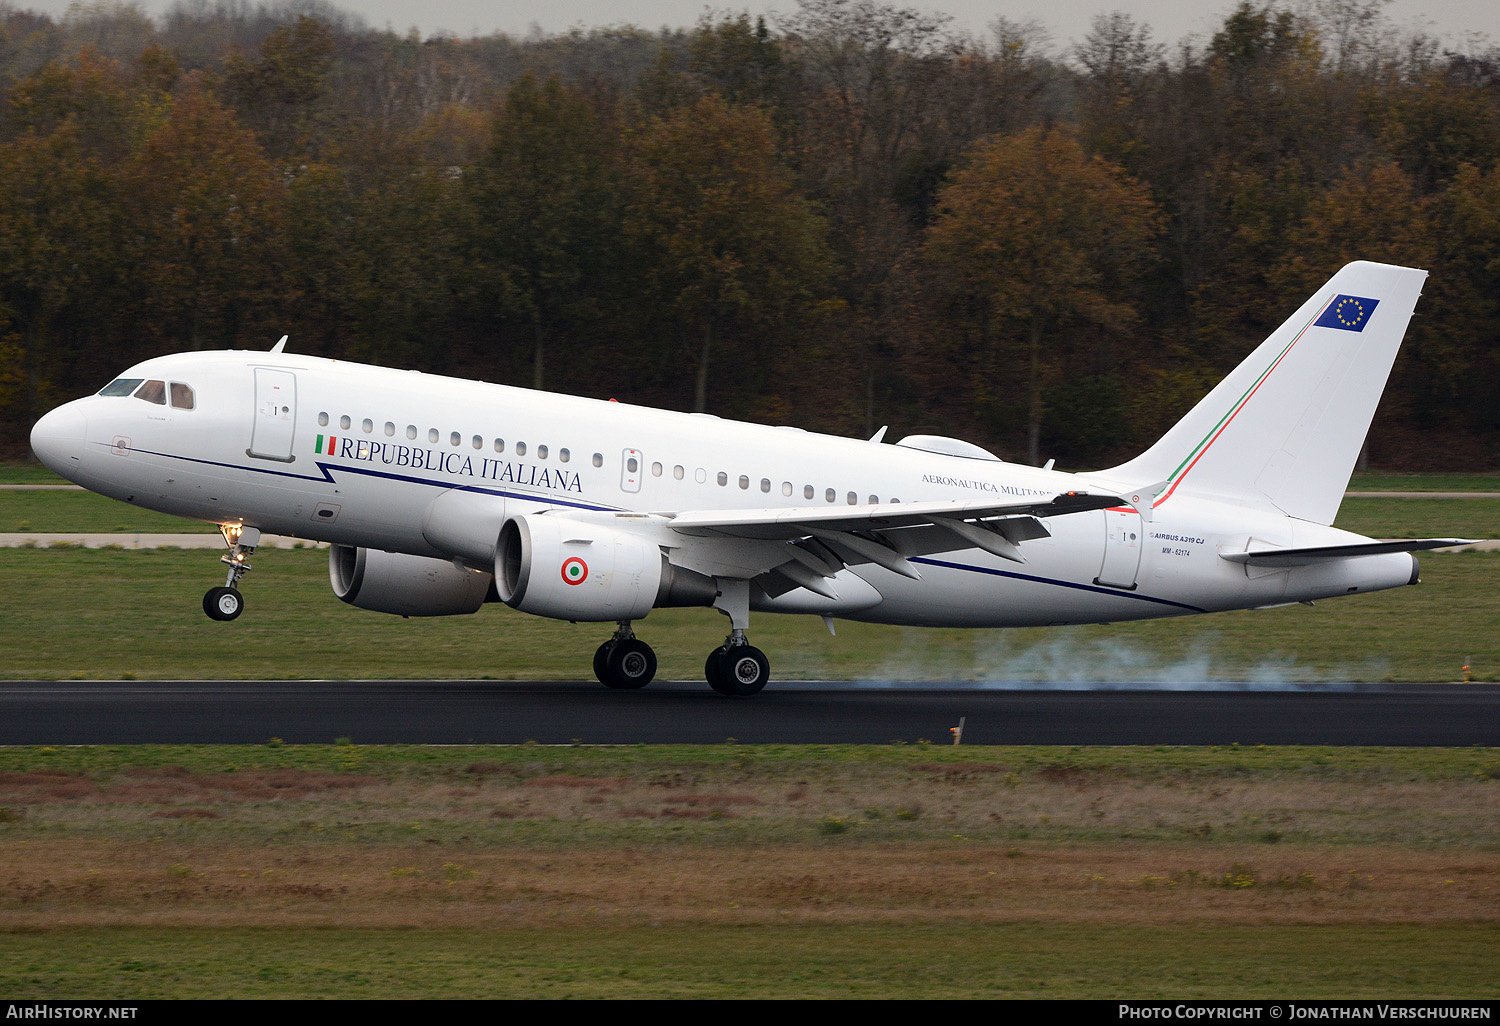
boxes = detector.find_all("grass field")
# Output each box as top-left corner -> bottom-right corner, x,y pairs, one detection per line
3,467 -> 1498,998
0,463 -> 70,485
1334,497 -> 1500,539
1347,472 -> 1500,491
0,488 -> 220,533
0,744 -> 1496,998
0,546 -> 1495,681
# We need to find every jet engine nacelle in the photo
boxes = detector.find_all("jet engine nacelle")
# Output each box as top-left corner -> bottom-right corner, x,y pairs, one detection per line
496,513 -> 666,621
329,544 -> 492,616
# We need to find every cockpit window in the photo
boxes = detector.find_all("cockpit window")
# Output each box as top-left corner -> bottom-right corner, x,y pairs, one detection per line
169,383 -> 195,410
134,380 -> 167,405
99,378 -> 144,397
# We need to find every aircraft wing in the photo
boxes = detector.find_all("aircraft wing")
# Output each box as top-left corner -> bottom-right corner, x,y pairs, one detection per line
654,491 -> 1124,596
665,491 -> 1121,535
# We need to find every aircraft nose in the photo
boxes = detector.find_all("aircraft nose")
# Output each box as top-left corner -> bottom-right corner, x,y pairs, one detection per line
30,401 -> 89,478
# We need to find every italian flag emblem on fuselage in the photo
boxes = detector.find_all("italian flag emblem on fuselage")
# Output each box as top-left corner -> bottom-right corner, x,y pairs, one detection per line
315,435 -> 337,456
561,557 -> 588,585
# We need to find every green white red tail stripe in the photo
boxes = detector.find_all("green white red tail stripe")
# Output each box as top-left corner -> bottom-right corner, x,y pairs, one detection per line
1151,300 -> 1327,509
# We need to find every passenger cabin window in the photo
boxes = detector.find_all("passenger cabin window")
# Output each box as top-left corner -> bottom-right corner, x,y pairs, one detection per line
472,435 -> 482,449
406,425 -> 417,440
363,418 -> 374,433
340,415 -> 352,430
428,428 -> 439,443
169,383 -> 195,410
384,422 -> 395,437
135,380 -> 167,405
99,378 -> 144,397
760,478 -> 771,493
651,462 -> 662,477
538,445 -> 548,459
717,472 -> 728,486
516,442 -> 527,456
592,453 -> 603,468
804,485 -> 814,499
450,432 -> 461,447
739,475 -> 750,490
317,411 -> 329,426
674,465 -> 685,480
494,438 -> 505,453
559,449 -> 570,463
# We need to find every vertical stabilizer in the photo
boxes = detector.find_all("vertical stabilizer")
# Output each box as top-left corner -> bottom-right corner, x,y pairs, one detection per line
1099,261 -> 1426,526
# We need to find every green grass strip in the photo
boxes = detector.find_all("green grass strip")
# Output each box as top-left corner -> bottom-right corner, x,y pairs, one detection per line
0,924 -> 1495,998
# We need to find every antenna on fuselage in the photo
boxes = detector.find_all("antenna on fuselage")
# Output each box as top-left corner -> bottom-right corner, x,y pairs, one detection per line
868,425 -> 888,443
270,335 -> 288,353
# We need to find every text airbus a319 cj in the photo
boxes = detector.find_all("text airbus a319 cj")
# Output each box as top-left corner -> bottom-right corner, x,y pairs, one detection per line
30,262 -> 1466,695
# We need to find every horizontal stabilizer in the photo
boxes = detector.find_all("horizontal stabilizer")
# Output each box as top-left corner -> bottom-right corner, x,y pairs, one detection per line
1220,538 -> 1474,567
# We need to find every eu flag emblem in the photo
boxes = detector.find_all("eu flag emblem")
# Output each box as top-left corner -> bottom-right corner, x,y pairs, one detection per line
1314,294 -> 1379,332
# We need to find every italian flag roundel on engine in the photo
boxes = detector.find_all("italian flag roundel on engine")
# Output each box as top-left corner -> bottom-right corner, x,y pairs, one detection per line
560,557 -> 588,586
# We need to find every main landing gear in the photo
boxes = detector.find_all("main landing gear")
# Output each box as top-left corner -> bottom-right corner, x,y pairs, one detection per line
593,622 -> 658,689
203,524 -> 259,622
704,578 -> 769,696
588,580 -> 774,696
704,638 -> 771,697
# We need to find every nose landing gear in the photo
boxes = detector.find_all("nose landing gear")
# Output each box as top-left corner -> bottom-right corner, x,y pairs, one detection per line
204,524 -> 259,621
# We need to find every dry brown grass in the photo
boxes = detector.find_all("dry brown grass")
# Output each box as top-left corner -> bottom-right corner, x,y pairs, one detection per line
0,837 -> 1494,930
1,755 -> 1496,936
3,762 -> 1497,842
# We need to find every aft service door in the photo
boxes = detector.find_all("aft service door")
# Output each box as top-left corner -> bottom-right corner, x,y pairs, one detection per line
249,368 -> 297,462
1095,508 -> 1143,590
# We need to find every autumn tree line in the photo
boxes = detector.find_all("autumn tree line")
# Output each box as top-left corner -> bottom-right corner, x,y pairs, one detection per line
2,0 -> 1499,468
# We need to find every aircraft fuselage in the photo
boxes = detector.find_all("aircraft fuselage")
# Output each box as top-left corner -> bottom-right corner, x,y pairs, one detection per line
30,349 -> 1417,632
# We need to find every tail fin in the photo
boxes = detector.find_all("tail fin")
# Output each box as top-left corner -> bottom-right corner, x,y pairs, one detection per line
1099,261 -> 1426,526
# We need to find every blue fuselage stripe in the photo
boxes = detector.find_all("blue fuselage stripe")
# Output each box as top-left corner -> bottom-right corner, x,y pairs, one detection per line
124,445 -> 619,513
910,556 -> 1207,613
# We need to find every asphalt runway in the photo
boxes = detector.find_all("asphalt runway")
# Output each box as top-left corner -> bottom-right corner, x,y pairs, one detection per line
1,680 -> 1497,746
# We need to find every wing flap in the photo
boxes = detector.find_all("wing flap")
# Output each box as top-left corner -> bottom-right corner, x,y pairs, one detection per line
665,492 -> 1123,536
654,490 -> 1123,591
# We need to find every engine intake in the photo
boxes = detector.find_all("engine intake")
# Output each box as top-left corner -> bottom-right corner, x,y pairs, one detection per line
329,544 -> 492,616
496,514 -> 679,621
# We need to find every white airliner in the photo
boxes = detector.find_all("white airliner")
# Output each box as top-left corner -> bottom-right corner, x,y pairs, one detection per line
29,261 -> 1465,694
